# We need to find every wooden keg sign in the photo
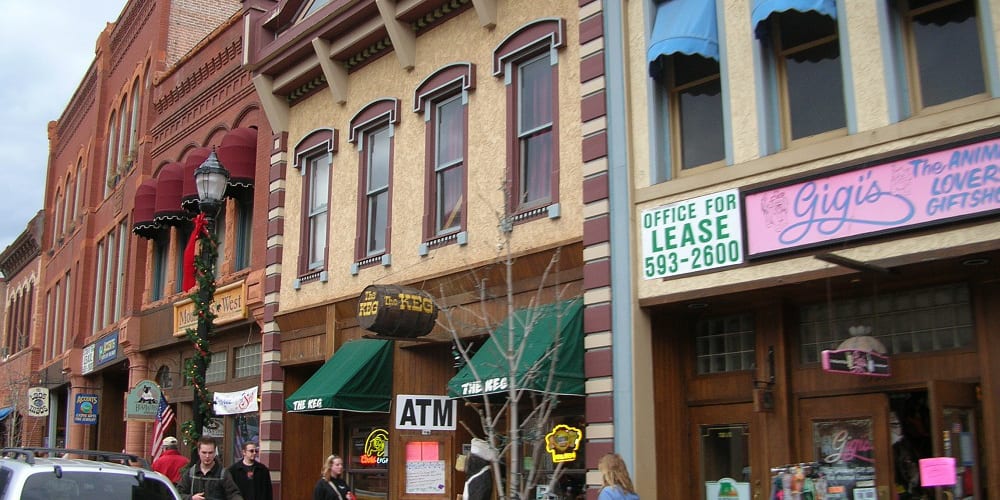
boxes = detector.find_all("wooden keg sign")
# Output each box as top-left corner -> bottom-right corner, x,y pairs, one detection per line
357,284 -> 438,338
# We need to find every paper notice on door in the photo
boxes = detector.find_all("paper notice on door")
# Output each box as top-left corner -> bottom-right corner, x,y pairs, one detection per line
406,460 -> 446,494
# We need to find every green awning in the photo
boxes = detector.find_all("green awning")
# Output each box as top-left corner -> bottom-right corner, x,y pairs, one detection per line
447,299 -> 584,398
285,338 -> 393,414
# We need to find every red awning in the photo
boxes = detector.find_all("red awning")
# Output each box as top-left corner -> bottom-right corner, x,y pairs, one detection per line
154,162 -> 190,225
132,179 -> 161,239
182,147 -> 212,211
217,128 -> 258,198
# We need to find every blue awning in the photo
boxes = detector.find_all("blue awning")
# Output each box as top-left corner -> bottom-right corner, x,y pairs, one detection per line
0,407 -> 14,421
647,0 -> 719,74
752,0 -> 837,38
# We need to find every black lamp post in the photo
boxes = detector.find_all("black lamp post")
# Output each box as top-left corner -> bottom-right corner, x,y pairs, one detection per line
189,148 -> 229,450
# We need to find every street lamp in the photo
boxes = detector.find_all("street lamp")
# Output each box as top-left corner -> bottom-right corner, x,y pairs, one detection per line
188,147 -> 229,452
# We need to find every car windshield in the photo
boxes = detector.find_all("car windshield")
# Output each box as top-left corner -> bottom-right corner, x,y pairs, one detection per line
20,470 -> 175,500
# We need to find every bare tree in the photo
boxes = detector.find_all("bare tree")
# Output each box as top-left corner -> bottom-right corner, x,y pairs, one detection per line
438,212 -> 580,500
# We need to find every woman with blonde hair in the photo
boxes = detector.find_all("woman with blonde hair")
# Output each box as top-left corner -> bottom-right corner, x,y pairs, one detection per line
598,453 -> 639,500
312,454 -> 355,500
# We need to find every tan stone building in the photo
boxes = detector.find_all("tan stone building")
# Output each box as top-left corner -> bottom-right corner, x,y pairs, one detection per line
605,0 -> 1000,498
243,0 -> 599,497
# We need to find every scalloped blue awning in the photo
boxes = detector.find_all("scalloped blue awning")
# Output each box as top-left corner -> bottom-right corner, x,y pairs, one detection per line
752,0 -> 837,38
647,0 -> 719,74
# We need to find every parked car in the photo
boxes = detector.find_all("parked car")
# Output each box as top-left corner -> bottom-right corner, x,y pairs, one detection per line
0,448 -> 180,500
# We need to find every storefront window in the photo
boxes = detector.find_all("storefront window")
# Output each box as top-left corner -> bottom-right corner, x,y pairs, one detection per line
700,424 -> 750,500
232,413 -> 260,458
799,283 -> 972,363
348,422 -> 389,499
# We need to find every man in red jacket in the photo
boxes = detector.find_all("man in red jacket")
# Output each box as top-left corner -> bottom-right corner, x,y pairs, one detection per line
152,436 -> 190,484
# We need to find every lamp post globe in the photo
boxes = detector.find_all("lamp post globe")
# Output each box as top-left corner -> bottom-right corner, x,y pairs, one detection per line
190,147 -> 229,454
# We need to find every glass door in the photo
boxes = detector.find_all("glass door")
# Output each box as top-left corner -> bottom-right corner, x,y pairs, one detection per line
928,381 -> 981,500
691,403 -> 753,500
798,394 -> 892,500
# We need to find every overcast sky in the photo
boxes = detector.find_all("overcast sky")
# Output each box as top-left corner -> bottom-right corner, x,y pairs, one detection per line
0,2 -> 126,254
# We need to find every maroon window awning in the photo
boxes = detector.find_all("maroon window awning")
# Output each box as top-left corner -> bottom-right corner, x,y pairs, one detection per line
217,127 -> 258,200
132,179 -> 161,239
154,162 -> 190,226
182,147 -> 212,212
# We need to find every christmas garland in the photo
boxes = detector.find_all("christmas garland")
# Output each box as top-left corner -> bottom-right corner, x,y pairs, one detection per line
181,214 -> 218,445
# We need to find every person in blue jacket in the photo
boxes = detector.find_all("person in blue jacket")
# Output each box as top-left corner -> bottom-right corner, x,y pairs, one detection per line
598,453 -> 639,500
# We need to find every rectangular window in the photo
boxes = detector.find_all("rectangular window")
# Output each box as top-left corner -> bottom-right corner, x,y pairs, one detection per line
114,222 -> 127,321
62,272 -> 71,352
654,54 -> 725,172
92,241 -> 104,333
102,230 -> 116,327
433,95 -> 465,235
799,283 -> 972,363
234,343 -> 262,378
235,200 -> 253,271
516,53 -> 554,208
175,226 -> 192,294
695,314 -> 755,374
53,281 -> 62,360
206,351 -> 228,384
214,204 -> 227,279
44,292 -> 52,361
306,153 -> 330,270
764,11 -> 846,144
183,357 -> 193,386
899,0 -> 986,111
364,126 -> 391,256
152,236 -> 169,301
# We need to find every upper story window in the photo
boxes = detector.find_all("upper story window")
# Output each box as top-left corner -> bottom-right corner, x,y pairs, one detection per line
104,112 -> 117,196
293,129 -> 337,279
754,3 -> 846,148
349,99 -> 400,269
129,79 -> 141,156
298,0 -> 330,21
493,19 -> 566,220
648,0 -> 725,178
414,63 -> 475,249
894,0 -> 987,113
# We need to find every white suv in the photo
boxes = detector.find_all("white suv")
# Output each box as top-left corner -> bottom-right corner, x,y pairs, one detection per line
0,448 -> 180,500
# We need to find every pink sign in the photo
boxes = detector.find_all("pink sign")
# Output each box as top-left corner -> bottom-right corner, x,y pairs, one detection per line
745,137 -> 1000,256
919,457 -> 956,487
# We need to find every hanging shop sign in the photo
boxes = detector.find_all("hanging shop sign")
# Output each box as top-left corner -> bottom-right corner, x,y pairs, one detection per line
357,284 -> 438,337
125,380 -> 161,421
173,280 -> 247,337
395,395 -> 456,431
821,349 -> 890,377
97,330 -> 119,366
744,136 -> 1000,258
73,393 -> 99,425
27,387 -> 49,417
213,387 -> 259,415
640,188 -> 743,279
544,424 -> 582,463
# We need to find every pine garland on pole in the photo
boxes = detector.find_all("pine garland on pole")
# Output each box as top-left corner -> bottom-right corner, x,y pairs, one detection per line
181,215 -> 218,446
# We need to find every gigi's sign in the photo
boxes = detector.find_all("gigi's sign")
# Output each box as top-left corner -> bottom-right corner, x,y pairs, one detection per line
745,137 -> 1000,257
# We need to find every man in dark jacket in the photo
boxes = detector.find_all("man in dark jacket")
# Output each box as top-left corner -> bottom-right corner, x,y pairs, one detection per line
228,441 -> 272,500
177,436 -> 244,500
152,436 -> 190,484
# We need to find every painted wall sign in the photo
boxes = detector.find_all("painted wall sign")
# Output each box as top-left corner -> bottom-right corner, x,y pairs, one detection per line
544,424 -> 582,463
95,330 -> 119,367
395,395 -> 456,431
125,380 -> 161,421
821,349 -> 890,377
27,387 -> 49,417
357,284 -> 438,337
73,393 -> 99,425
173,281 -> 247,337
640,189 -> 744,279
745,137 -> 1000,257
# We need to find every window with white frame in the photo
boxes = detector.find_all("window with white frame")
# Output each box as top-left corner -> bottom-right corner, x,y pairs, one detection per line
294,129 -> 336,278
206,351 -> 228,384
349,99 -> 399,267
234,343 -> 261,378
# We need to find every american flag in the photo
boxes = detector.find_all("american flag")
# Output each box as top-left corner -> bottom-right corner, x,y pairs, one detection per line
150,394 -> 175,461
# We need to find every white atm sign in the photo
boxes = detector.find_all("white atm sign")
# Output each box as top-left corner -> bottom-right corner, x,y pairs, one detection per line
640,189 -> 744,279
395,395 -> 456,431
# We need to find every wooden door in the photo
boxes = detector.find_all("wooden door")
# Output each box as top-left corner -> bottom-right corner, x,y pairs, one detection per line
689,403 -> 754,500
798,394 -> 892,500
928,381 -> 981,499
